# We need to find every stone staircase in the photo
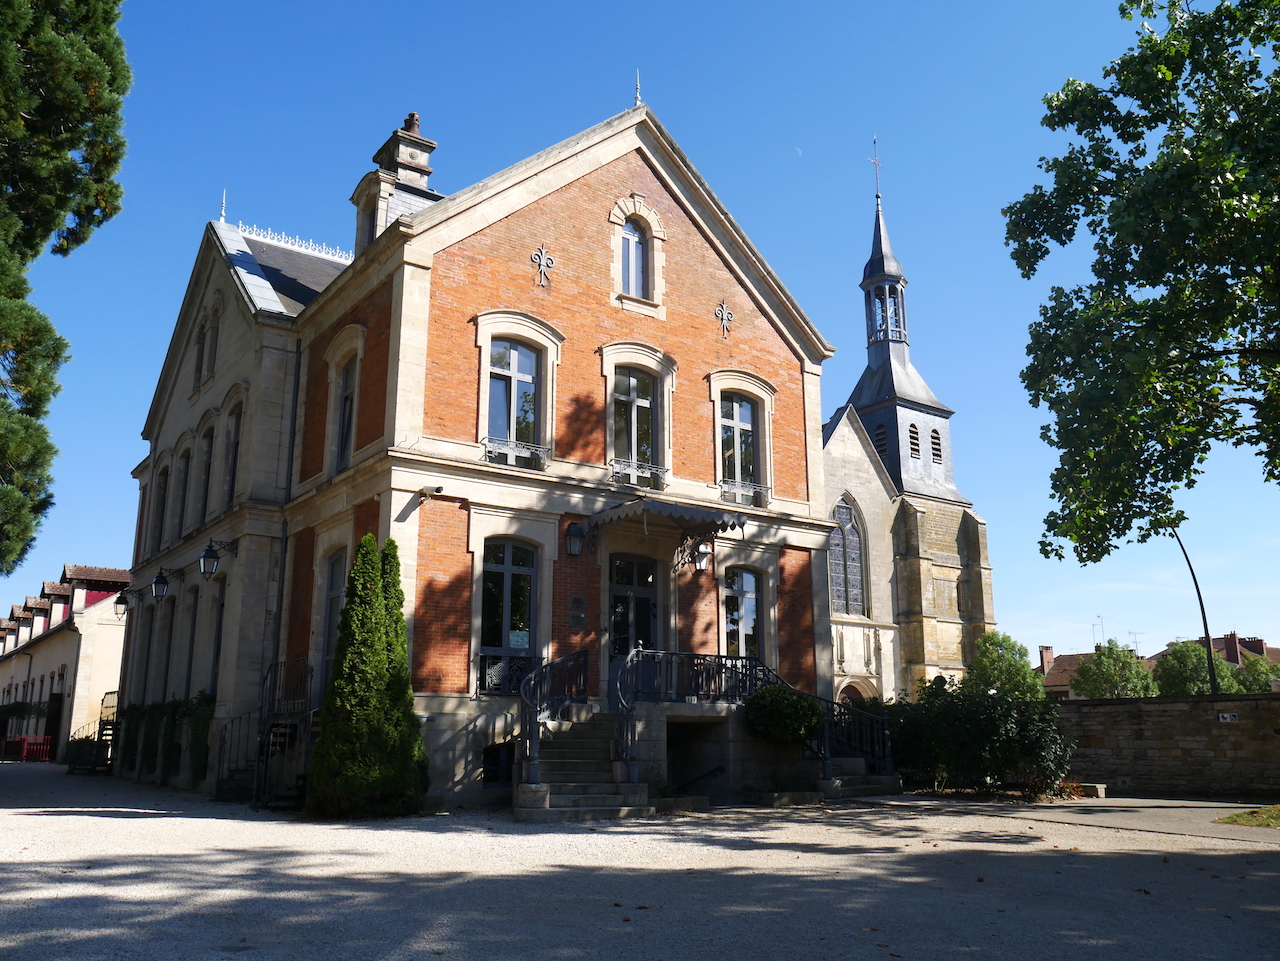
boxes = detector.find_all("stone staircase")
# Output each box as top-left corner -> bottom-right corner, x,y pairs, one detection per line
513,712 -> 654,823
818,757 -> 902,801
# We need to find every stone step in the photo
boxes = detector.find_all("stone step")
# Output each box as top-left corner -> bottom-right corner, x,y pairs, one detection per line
539,758 -> 613,772
548,782 -> 622,795
547,733 -> 613,745
550,794 -> 626,808
513,805 -> 656,824
535,770 -> 615,784
538,747 -> 606,759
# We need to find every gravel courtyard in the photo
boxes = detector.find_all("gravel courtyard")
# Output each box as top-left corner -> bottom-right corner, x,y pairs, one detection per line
2,763 -> 1277,961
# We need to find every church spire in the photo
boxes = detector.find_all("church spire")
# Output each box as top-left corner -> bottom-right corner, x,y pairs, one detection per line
860,195 -> 907,347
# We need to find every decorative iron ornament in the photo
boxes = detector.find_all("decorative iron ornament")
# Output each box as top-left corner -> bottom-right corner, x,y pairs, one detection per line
236,223 -> 353,263
716,300 -> 734,337
531,244 -> 555,287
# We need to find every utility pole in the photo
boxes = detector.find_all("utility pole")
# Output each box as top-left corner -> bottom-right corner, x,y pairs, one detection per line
1171,529 -> 1219,695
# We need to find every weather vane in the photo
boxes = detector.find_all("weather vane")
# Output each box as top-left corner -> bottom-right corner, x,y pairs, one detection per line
868,135 -> 882,197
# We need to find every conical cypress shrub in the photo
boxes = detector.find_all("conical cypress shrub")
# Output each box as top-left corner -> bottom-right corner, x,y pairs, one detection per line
381,538 -> 429,811
306,533 -> 393,818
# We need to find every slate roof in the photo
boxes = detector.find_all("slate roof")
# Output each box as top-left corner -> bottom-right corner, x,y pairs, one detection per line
244,237 -> 349,315
41,581 -> 72,597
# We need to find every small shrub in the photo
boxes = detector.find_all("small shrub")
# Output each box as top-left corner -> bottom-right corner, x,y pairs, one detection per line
64,736 -> 100,769
744,685 -> 825,743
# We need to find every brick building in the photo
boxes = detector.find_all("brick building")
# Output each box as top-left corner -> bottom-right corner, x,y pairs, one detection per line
120,107 -> 995,808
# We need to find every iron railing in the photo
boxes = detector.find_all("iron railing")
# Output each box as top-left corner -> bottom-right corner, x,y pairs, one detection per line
478,654 -> 539,696
518,649 -> 590,785
614,650 -> 892,782
215,710 -> 257,800
255,658 -> 315,808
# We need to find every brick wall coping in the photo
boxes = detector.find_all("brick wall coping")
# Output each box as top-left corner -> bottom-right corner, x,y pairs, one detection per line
1056,692 -> 1280,708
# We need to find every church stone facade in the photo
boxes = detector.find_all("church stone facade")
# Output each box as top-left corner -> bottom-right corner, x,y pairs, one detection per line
119,106 -> 994,804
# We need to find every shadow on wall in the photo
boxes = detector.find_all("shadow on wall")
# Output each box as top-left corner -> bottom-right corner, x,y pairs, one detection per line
556,392 -> 606,463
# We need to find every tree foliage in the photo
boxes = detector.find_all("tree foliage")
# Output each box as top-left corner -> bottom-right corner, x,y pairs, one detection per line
887,677 -> 1074,799
744,684 -> 826,743
0,0 -> 129,571
1151,638 -> 1244,694
1004,0 -> 1280,562
1238,650 -> 1280,691
1070,639 -> 1160,698
307,534 -> 427,819
960,631 -> 1045,701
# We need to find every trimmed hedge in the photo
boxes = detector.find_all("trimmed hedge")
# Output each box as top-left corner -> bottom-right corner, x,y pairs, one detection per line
744,685 -> 825,743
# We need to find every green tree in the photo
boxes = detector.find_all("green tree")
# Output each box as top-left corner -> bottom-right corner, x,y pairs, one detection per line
1004,1 -> 1280,563
1152,639 -> 1244,695
306,534 -> 394,818
0,0 -> 130,571
1070,639 -> 1159,699
1238,651 -> 1280,692
960,631 -> 1045,701
380,538 -> 428,810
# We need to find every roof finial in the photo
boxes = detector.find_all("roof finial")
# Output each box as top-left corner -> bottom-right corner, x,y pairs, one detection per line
403,111 -> 421,135
868,135 -> 883,201
635,69 -> 642,107
219,189 -> 226,223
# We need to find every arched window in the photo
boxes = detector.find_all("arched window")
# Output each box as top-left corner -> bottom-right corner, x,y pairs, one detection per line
930,429 -> 943,464
719,392 -> 760,505
872,424 -> 888,457
621,220 -> 648,298
724,568 -> 760,658
224,407 -> 243,510
908,423 -> 921,459
205,305 -> 221,378
829,500 -> 865,616
151,468 -> 170,554
174,450 -> 191,536
317,549 -> 347,701
486,339 -> 542,468
479,539 -> 538,694
196,428 -> 215,525
612,366 -> 657,487
334,356 -> 357,473
192,324 -> 206,392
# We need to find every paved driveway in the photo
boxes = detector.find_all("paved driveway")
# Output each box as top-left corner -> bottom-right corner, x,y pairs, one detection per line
1,763 -> 1277,960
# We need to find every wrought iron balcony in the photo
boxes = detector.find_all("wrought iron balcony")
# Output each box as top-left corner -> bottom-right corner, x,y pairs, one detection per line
483,436 -> 550,470
610,458 -> 668,489
719,478 -> 770,507
478,654 -> 541,696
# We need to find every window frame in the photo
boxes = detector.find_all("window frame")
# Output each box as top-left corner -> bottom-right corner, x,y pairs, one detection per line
709,370 -> 776,508
712,542 -> 778,666
722,566 -> 761,659
609,194 -> 667,318
474,311 -> 564,471
478,537 -> 539,696
829,496 -> 868,618
601,342 -> 677,490
322,323 -> 367,478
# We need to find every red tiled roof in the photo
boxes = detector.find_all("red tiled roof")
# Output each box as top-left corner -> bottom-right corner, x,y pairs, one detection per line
62,565 -> 130,585
1043,653 -> 1087,688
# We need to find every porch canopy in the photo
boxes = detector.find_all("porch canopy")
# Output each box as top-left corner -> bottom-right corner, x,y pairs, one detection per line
587,496 -> 747,568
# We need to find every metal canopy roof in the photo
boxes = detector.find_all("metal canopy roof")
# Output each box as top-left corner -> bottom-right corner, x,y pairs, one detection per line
589,496 -> 747,535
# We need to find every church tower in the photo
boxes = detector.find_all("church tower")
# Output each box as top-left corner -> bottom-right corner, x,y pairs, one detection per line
821,193 -> 996,698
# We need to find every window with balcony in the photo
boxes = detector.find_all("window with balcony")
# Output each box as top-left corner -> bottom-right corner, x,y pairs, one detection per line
612,366 -> 662,488
719,393 -> 763,506
486,339 -> 545,469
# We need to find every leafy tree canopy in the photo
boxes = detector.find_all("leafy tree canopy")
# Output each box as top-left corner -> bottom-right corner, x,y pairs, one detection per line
1151,638 -> 1244,694
0,0 -> 129,572
960,631 -> 1046,701
1070,639 -> 1159,698
1238,650 -> 1280,691
1004,0 -> 1280,563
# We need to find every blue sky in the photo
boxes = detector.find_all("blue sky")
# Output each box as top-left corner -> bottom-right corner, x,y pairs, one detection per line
18,0 -> 1279,658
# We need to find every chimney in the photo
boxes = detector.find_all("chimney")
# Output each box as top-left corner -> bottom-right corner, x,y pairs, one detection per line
1223,631 -> 1240,665
1039,646 -> 1054,675
350,111 -> 445,256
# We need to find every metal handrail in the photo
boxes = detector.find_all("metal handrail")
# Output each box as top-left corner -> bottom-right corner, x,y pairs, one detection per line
517,649 -> 590,785
613,651 -> 892,782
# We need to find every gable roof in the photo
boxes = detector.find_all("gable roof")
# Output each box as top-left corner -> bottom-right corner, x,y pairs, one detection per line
384,105 -> 835,368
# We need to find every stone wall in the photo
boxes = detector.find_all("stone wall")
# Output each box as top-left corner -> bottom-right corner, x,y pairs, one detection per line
1056,693 -> 1280,797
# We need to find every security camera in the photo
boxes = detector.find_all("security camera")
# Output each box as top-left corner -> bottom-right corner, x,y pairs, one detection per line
419,485 -> 444,497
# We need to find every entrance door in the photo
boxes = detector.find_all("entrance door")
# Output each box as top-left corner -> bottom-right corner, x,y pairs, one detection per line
607,555 -> 658,708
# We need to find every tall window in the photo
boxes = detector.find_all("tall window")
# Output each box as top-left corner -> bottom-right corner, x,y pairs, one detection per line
196,428 -> 215,525
208,580 -> 226,700
182,588 -> 199,700
613,367 -> 657,487
621,220 -> 648,298
829,501 -> 865,616
480,539 -> 537,694
205,309 -> 220,378
486,339 -> 541,468
174,451 -> 191,536
224,408 -> 243,509
719,393 -> 760,505
908,423 -> 921,459
335,357 -> 356,472
319,549 -> 347,701
930,429 -> 943,464
151,469 -> 170,553
724,568 -> 759,658
192,325 -> 206,392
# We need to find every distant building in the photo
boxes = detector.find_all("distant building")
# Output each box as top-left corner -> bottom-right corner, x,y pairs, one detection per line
1146,632 -> 1280,669
0,566 -> 129,760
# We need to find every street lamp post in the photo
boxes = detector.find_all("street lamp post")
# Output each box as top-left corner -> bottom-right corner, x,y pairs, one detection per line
1171,528 -> 1219,695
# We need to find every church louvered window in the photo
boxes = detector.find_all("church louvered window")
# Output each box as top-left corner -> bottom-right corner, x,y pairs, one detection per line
873,424 -> 887,456
931,429 -> 943,464
908,424 -> 920,459
829,501 -> 865,616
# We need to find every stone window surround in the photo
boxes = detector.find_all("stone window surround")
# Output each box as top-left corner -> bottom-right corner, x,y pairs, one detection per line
608,194 -> 667,320
474,311 -> 565,464
466,504 -> 559,696
707,368 -> 777,502
600,341 -> 677,487
713,540 -> 779,668
323,323 -> 366,477
829,494 -> 871,619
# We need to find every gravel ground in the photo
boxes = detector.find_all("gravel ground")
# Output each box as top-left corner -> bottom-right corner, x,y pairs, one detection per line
2,763 -> 1278,961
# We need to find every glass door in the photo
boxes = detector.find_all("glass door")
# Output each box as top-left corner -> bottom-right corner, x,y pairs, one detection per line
607,555 -> 659,707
